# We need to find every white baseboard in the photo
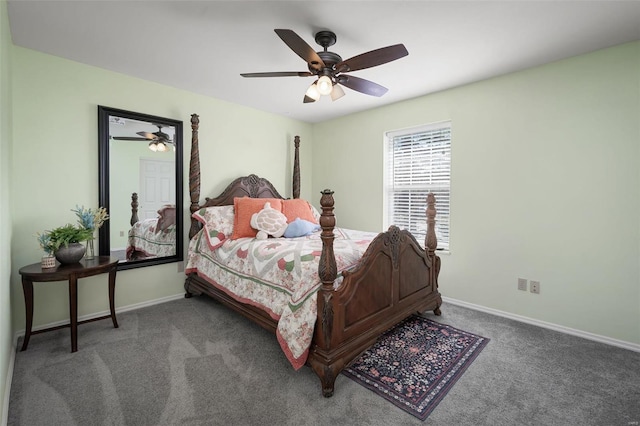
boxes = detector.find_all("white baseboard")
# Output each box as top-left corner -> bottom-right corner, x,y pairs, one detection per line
442,296 -> 640,353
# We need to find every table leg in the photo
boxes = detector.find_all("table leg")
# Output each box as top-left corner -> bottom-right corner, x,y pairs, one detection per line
108,267 -> 119,328
69,275 -> 78,352
21,277 -> 34,351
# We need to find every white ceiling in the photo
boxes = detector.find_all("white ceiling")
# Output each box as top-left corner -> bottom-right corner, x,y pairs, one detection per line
7,1 -> 640,123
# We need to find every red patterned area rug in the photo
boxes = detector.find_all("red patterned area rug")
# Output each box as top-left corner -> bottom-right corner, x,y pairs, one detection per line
343,315 -> 489,421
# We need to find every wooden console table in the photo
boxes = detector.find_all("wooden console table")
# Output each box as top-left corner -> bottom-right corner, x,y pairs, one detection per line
19,256 -> 119,352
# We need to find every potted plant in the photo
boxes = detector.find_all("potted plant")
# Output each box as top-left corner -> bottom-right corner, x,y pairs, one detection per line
38,224 -> 93,265
72,205 -> 109,260
37,232 -> 57,268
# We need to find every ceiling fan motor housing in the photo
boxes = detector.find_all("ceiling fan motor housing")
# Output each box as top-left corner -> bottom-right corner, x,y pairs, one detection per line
313,31 -> 342,71
318,51 -> 342,66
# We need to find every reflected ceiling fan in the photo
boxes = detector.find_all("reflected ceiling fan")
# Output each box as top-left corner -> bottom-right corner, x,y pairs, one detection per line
241,29 -> 408,103
112,124 -> 174,152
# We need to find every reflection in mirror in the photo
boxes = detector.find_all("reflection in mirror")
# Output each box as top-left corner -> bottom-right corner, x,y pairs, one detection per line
98,106 -> 183,270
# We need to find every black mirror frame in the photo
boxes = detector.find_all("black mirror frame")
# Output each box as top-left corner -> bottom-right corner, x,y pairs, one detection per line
98,105 -> 184,270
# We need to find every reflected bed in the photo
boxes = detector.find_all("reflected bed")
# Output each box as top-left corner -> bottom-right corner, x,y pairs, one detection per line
126,197 -> 177,260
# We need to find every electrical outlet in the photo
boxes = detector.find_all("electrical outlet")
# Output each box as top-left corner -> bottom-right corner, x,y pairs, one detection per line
530,280 -> 540,294
517,278 -> 527,291
120,231 -> 124,237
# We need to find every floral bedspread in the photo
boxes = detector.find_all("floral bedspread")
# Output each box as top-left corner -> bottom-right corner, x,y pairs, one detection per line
127,218 -> 176,259
185,227 -> 378,369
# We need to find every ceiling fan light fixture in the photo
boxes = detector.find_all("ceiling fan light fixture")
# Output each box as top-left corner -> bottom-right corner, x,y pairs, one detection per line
156,142 -> 168,152
317,75 -> 333,95
330,83 -> 345,101
305,82 -> 321,101
148,141 -> 158,152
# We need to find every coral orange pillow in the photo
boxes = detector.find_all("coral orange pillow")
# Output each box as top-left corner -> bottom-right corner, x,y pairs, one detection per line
282,199 -> 318,224
231,197 -> 283,240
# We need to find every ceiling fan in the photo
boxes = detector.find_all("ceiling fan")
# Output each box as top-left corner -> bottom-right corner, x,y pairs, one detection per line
241,29 -> 408,103
112,124 -> 174,152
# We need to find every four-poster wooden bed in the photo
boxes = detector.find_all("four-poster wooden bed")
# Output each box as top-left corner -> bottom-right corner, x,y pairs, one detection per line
184,114 -> 442,397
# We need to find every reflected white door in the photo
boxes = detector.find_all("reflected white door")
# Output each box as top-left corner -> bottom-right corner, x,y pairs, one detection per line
139,158 -> 175,219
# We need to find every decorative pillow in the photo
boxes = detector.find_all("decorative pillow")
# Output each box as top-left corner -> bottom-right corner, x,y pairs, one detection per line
310,205 -> 321,222
281,199 -> 318,224
231,197 -> 283,240
192,205 -> 235,249
250,202 -> 288,240
156,205 -> 176,232
284,218 -> 321,238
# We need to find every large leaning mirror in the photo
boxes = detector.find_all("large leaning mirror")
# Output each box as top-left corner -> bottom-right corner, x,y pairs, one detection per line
98,106 -> 183,270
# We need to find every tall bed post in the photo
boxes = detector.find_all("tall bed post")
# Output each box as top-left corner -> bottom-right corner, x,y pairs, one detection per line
425,193 -> 442,316
130,193 -> 138,226
425,193 -> 437,255
188,114 -> 201,239
313,189 -> 338,396
293,136 -> 300,199
317,189 -> 337,348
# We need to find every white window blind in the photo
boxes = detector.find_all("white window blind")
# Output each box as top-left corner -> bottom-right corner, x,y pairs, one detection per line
385,122 -> 451,250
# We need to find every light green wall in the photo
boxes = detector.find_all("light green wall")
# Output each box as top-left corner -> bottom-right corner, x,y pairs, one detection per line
10,46 -> 313,334
312,41 -> 640,345
0,0 -> 12,421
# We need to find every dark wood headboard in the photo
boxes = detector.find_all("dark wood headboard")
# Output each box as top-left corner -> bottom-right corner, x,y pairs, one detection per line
187,114 -> 301,239
200,175 -> 285,208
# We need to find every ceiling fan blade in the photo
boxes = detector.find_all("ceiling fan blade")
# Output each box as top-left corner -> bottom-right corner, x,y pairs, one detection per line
112,136 -> 150,141
241,71 -> 314,78
274,29 -> 325,71
336,44 -> 408,73
337,75 -> 388,97
303,95 -> 316,103
136,131 -> 157,139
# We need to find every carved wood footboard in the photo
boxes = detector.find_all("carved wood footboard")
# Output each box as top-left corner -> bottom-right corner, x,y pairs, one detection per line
310,190 -> 441,396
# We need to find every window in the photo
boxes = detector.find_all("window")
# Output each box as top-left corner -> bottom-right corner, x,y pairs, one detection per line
385,121 -> 451,250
